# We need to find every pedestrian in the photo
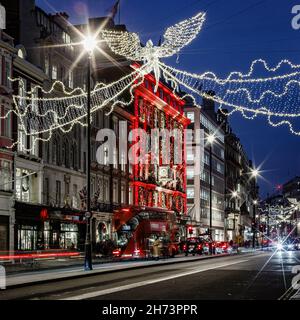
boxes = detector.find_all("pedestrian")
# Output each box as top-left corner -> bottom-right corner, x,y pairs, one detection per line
153,236 -> 161,260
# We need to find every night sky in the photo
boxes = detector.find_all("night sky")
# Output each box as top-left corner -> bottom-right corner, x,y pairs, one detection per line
36,0 -> 300,198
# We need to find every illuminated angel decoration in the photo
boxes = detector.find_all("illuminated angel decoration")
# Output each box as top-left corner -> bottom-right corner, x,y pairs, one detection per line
101,12 -> 206,91
4,10 -> 300,153
101,12 -> 300,135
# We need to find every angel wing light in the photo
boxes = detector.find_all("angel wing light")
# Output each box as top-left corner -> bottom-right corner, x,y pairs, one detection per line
101,12 -> 206,91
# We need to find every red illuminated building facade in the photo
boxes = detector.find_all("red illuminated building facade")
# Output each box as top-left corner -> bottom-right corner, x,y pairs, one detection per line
131,74 -> 188,213
113,71 -> 190,257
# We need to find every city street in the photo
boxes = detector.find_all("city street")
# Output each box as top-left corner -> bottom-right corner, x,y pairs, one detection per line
1,0 -> 300,307
1,251 -> 299,300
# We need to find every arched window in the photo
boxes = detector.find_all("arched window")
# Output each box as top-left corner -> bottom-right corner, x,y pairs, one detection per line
56,140 -> 61,165
18,49 -> 24,59
16,45 -> 27,59
52,139 -> 57,164
63,140 -> 69,168
72,143 -> 77,169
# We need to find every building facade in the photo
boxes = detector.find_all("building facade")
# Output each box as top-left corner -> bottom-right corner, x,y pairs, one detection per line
184,95 -> 226,241
283,177 -> 300,201
217,109 -> 259,244
0,29 -> 14,252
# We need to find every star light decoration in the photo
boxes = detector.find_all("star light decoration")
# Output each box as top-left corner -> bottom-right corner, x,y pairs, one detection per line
3,11 -> 300,152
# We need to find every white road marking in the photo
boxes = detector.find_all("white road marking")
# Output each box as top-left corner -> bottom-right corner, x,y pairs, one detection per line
62,259 -> 249,300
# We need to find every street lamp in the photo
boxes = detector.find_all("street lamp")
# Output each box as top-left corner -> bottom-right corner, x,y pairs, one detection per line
232,191 -> 238,198
82,34 -> 97,271
207,134 -> 215,254
252,200 -> 258,249
251,168 -> 259,178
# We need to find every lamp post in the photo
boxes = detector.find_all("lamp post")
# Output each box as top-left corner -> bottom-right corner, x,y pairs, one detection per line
231,191 -> 238,243
252,200 -> 258,249
83,35 -> 97,271
250,168 -> 259,249
207,134 -> 215,254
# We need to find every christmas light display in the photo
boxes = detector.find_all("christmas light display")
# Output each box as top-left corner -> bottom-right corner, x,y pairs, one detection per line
101,12 -> 206,91
5,64 -> 148,151
3,10 -> 300,148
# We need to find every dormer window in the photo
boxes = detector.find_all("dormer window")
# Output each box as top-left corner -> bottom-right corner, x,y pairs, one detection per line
18,49 -> 24,59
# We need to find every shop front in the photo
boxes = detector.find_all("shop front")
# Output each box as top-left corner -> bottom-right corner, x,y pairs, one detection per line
14,202 -> 85,251
0,215 -> 9,251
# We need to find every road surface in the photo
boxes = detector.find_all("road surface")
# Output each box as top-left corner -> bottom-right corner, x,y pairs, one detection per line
0,250 -> 299,300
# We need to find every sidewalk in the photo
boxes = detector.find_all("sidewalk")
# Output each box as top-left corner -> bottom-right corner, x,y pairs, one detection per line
5,253 -> 240,288
4,247 -> 259,275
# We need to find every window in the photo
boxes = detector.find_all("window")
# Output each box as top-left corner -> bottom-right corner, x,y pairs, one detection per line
68,70 -> 73,88
120,151 -> 126,172
18,225 -> 37,251
113,147 -> 118,169
56,181 -> 61,206
44,178 -> 49,205
104,178 -> 109,202
52,138 -> 60,165
186,130 -> 193,142
18,49 -> 25,59
200,188 -> 209,201
121,184 -> 126,204
18,124 -> 27,152
31,84 -> 39,113
113,180 -> 118,203
65,181 -> 70,198
72,184 -> 79,208
186,112 -> 195,123
91,177 -> 95,198
62,32 -> 71,44
3,109 -> 11,138
159,88 -> 164,100
186,149 -> 194,162
187,187 -> 195,199
216,161 -> 224,174
52,65 -> 57,80
63,141 -> 69,168
44,55 -> 50,76
72,144 -> 77,169
30,133 -> 39,157
16,168 -> 31,202
60,66 -> 65,81
18,78 -> 27,108
200,114 -> 224,143
187,167 -> 194,179
0,161 -> 11,191
129,186 -> 133,205
203,153 -> 210,165
4,59 -> 11,88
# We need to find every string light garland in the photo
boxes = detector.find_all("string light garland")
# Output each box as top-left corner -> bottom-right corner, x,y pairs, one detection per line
6,64 -> 148,152
101,12 -> 206,91
4,10 -> 300,143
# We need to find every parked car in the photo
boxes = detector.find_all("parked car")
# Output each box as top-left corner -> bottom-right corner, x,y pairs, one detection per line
201,238 -> 216,255
182,237 -> 204,256
215,241 -> 232,254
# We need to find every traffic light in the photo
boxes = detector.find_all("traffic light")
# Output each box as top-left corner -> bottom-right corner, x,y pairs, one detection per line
188,226 -> 193,235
